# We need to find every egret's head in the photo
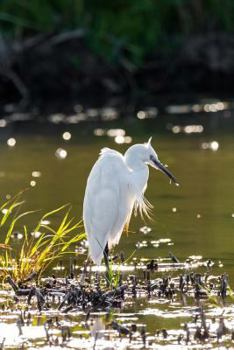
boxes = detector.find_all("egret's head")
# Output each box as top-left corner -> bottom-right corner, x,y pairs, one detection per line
145,137 -> 178,185
126,137 -> 178,185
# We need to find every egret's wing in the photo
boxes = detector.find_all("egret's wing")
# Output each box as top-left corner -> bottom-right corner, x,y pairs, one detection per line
99,147 -> 122,158
84,187 -> 118,264
83,149 -> 131,265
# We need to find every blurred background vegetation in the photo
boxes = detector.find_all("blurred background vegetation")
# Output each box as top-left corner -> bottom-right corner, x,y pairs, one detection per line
0,0 -> 234,109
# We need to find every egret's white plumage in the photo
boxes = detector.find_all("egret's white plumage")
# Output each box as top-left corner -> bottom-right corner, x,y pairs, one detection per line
83,138 -> 177,265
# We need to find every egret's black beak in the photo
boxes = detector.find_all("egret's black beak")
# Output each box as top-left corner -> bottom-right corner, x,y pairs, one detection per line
150,156 -> 179,186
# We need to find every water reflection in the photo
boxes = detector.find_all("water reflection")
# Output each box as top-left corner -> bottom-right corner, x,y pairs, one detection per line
166,105 -> 191,114
201,140 -> 219,151
139,226 -> 152,235
101,107 -> 118,121
94,128 -> 105,136
7,138 -> 16,147
0,97 -> 233,349
115,135 -> 132,144
62,131 -> 72,141
204,102 -> 226,112
0,119 -> 7,127
106,128 -> 125,137
31,231 -> 42,238
32,171 -> 41,178
93,128 -> 132,144
137,107 -> 158,119
171,125 -> 204,134
49,113 -> 65,124
41,219 -> 50,225
55,148 -> 68,159
11,232 -> 23,240
166,99 -> 230,115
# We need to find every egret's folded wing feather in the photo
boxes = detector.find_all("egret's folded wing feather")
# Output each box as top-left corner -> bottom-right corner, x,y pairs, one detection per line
83,149 -> 131,264
84,187 -> 118,264
99,147 -> 123,158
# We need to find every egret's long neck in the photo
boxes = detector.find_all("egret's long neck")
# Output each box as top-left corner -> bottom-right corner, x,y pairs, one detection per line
124,152 -> 149,193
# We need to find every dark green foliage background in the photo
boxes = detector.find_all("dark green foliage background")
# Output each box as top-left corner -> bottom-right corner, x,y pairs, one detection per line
1,0 -> 234,64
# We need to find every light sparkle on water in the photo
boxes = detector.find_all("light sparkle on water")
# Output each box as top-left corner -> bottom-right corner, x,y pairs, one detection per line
62,131 -> 72,140
107,128 -> 125,137
55,148 -> 67,159
0,119 -> 7,127
115,135 -> 132,144
32,171 -> 41,178
210,141 -> 219,151
7,138 -> 16,147
31,231 -> 41,238
115,135 -> 125,144
201,140 -> 219,151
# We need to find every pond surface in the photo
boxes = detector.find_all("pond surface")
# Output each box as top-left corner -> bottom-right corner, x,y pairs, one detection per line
0,99 -> 234,348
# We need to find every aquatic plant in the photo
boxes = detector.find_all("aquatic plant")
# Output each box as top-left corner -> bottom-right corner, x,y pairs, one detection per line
0,193 -> 85,282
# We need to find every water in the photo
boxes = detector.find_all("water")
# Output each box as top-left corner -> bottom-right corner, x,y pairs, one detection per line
0,101 -> 234,348
0,113 -> 233,273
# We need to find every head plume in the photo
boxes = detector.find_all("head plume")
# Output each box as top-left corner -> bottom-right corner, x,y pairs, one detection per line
146,137 -> 152,147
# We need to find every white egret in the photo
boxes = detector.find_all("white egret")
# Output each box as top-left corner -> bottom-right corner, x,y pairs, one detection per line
83,137 -> 178,273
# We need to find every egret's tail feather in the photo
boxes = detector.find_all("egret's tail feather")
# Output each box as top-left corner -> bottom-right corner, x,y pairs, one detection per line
89,253 -> 102,266
88,236 -> 107,265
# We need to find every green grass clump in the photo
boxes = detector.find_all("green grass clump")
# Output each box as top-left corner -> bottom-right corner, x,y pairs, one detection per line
0,193 -> 85,282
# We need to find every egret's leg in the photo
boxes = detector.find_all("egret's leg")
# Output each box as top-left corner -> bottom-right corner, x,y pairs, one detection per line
103,243 -> 111,286
80,257 -> 90,284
